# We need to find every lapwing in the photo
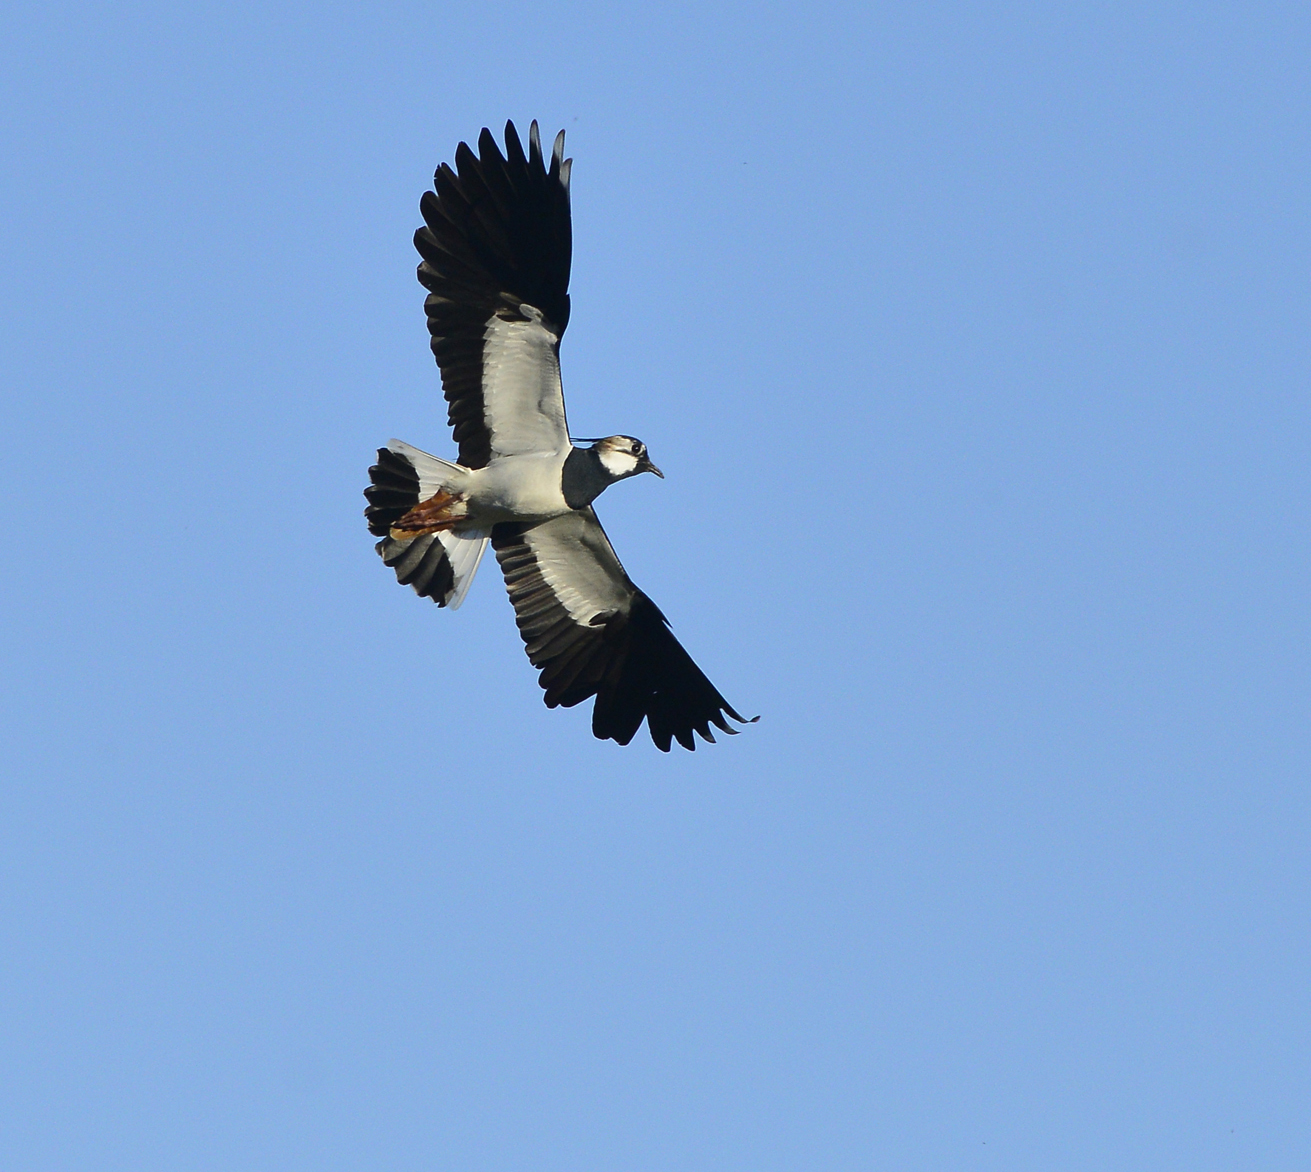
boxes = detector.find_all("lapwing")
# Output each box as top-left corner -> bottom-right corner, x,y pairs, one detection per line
364,121 -> 753,751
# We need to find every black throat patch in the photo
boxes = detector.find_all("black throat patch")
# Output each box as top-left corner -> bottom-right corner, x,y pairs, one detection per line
560,446 -> 610,510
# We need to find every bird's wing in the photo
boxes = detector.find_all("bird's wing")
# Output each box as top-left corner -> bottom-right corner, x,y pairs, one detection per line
492,510 -> 753,751
414,120 -> 573,468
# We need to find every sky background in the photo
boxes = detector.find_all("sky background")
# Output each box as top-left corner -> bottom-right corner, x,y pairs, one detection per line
2,2 -> 1308,1168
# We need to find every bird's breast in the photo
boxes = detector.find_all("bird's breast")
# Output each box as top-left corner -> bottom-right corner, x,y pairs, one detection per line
464,452 -> 571,522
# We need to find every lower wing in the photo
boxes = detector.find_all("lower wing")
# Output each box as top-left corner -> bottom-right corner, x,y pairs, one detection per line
491,509 -> 753,751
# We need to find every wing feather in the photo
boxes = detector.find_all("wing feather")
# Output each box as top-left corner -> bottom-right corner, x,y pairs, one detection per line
491,510 -> 753,751
414,120 -> 573,468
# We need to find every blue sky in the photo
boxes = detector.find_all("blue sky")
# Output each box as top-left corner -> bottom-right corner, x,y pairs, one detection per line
2,2 -> 1308,1168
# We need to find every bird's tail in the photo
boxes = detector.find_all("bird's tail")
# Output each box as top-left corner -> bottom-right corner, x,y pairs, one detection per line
364,441 -> 489,609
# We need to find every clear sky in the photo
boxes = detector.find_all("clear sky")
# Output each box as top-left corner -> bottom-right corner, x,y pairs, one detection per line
2,2 -> 1308,1168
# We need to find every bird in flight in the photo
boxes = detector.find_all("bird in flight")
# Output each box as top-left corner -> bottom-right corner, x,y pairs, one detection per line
364,120 -> 753,751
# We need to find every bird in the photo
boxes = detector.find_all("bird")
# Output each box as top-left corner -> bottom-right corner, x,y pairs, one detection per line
363,120 -> 754,751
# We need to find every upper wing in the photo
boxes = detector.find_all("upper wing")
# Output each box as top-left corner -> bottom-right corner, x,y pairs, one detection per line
414,120 -> 574,468
492,510 -> 753,751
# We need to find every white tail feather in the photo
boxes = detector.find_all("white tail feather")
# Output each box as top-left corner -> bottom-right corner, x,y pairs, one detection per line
386,438 -> 466,497
437,529 -> 490,609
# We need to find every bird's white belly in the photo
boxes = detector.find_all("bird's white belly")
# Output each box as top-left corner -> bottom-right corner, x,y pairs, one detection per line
465,452 -> 570,523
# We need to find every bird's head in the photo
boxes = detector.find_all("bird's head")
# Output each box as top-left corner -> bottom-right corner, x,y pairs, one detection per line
586,435 -> 664,482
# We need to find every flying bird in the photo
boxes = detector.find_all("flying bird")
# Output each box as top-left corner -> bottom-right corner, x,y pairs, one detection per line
364,120 -> 753,751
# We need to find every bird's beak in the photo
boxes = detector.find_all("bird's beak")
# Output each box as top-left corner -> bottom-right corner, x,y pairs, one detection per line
639,456 -> 664,478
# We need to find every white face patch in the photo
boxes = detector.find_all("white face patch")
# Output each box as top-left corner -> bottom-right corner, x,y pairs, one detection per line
596,443 -> 640,479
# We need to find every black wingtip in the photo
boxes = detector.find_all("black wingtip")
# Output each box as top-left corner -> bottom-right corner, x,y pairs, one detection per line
503,120 -> 527,169
477,125 -> 503,165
